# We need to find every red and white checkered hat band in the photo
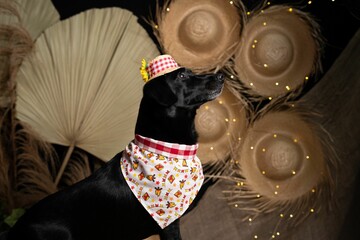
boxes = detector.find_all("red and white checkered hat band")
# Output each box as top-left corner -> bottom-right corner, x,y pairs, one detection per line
146,55 -> 180,80
135,134 -> 198,160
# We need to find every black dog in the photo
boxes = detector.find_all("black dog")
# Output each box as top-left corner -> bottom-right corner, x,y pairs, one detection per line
1,67 -> 224,240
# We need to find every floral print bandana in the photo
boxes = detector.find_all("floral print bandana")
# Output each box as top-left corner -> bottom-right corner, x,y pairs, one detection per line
120,134 -> 204,229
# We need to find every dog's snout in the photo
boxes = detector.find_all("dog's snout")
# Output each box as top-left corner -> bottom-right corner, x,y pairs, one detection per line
216,73 -> 224,82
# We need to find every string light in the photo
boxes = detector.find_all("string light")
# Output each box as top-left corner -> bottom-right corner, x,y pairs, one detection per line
154,25 -> 159,29
306,155 -> 310,159
166,7 -> 170,11
310,208 -> 315,213
288,8 -> 293,12
250,82 -> 254,86
308,1 -> 312,4
268,97 -> 272,100
286,85 -> 290,91
275,82 -> 279,86
205,105 -> 209,110
247,11 -> 251,15
229,0 -> 234,4
273,134 -> 277,138
230,75 -> 234,79
250,146 -> 254,150
293,138 -> 298,143
263,22 -> 267,26
210,147 -> 214,150
305,76 -> 309,80
264,63 -> 268,68
254,235 -> 258,239
219,100 -> 223,104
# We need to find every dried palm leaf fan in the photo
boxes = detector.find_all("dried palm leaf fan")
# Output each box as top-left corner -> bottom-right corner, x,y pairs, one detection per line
224,107 -> 337,225
0,0 -> 60,40
195,84 -> 248,177
15,8 -> 160,185
153,0 -> 245,72
229,5 -> 323,102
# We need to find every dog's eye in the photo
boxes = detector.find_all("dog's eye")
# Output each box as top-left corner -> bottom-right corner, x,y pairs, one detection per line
178,73 -> 186,79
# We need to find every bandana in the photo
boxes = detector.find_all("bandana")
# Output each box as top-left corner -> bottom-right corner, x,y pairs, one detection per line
120,134 -> 204,229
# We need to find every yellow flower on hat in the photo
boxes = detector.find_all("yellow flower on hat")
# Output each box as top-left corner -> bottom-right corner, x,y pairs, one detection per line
140,59 -> 149,83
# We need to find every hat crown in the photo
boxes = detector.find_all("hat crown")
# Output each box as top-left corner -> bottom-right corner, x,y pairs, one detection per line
141,55 -> 180,82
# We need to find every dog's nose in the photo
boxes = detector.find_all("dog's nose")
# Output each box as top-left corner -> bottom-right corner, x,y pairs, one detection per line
216,73 -> 224,82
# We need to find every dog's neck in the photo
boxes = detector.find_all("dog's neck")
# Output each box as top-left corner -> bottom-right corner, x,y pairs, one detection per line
135,98 -> 199,145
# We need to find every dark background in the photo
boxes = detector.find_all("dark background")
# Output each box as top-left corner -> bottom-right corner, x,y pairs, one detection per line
50,0 -> 360,238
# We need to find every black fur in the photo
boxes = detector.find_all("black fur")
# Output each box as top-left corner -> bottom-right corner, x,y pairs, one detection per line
1,68 -> 224,240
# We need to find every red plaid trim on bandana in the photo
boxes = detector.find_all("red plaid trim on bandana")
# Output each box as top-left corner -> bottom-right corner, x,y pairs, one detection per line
146,55 -> 179,80
135,134 -> 198,160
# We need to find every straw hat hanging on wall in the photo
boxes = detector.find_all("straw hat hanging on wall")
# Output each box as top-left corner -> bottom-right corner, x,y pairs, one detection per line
232,5 -> 322,99
154,0 -> 245,71
226,108 -> 337,224
15,8 -> 160,185
195,85 -> 247,166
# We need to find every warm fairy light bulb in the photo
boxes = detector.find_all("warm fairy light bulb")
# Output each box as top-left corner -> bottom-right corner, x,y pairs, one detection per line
305,76 -> 309,80
308,1 -> 312,4
247,11 -> 251,15
250,82 -> 254,86
292,170 -> 296,175
263,22 -> 267,26
264,63 -> 268,68
219,100 -> 223,104
310,208 -> 315,213
288,8 -> 293,12
250,146 -> 254,150
254,236 -> 258,239
154,25 -> 158,29
268,97 -> 272,100
267,1 -> 271,5
276,232 -> 280,236
275,185 -> 280,189
254,40 -> 258,43
230,75 -> 234,79
274,191 -> 278,195
238,137 -> 242,141
205,105 -> 209,110
210,147 -> 214,150
262,170 -> 266,175
306,155 -> 310,159
286,85 -> 290,91
235,204 -> 238,207
229,0 -> 234,4
256,194 -> 261,198
252,44 -> 256,48
273,134 -> 277,138
232,118 -> 236,122
227,132 -> 230,136
262,148 -> 266,152
166,7 -> 170,11
280,213 -> 284,218
272,235 -> 275,239
275,82 -> 279,86
293,138 -> 298,143
248,218 -> 253,222
290,214 -> 294,218
225,118 -> 229,122
311,188 -> 316,193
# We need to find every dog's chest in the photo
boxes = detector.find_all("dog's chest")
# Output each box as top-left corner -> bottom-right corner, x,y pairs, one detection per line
119,135 -> 204,229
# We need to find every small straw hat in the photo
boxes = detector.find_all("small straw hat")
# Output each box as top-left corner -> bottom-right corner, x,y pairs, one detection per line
157,0 -> 244,71
195,86 -> 247,164
234,5 -> 321,98
141,55 -> 180,83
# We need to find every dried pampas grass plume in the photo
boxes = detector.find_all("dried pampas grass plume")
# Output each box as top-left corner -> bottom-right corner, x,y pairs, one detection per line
223,105 -> 338,226
15,8 -> 160,185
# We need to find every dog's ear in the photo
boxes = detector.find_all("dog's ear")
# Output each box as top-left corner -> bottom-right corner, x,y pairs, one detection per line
143,76 -> 177,107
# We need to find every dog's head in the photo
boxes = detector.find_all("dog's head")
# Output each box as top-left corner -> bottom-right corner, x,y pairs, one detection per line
143,68 -> 224,109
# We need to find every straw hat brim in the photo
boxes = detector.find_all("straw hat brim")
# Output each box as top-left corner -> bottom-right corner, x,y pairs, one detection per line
234,6 -> 318,97
195,86 -> 247,164
158,0 -> 242,70
239,111 -> 324,200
